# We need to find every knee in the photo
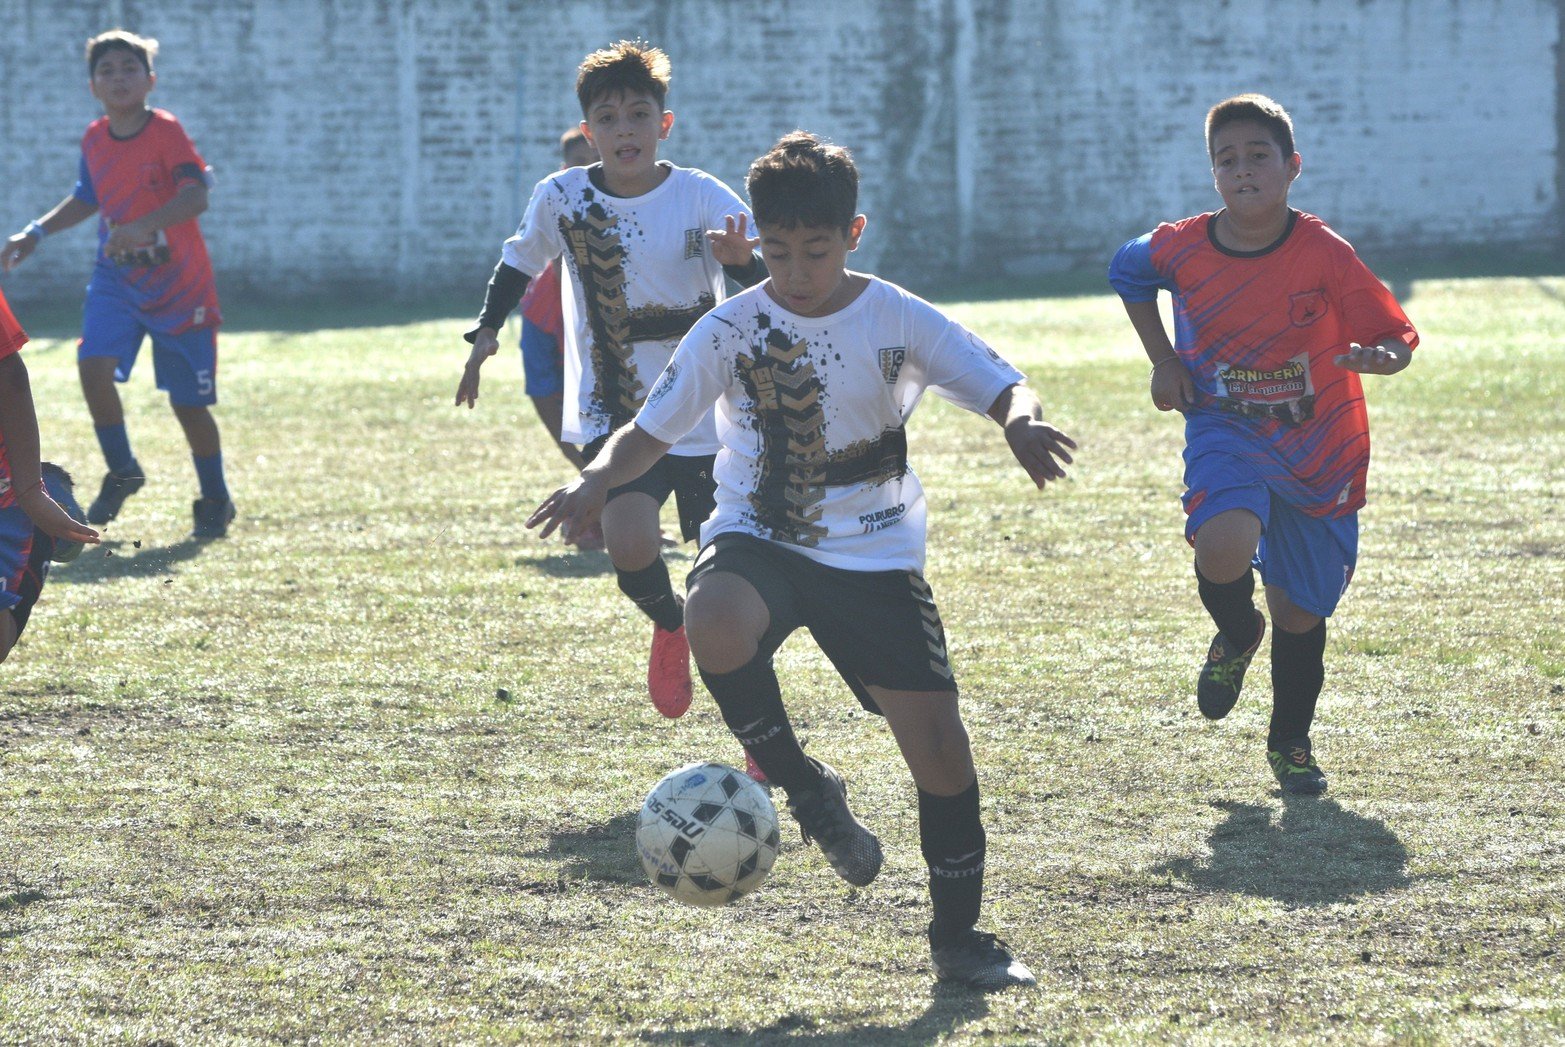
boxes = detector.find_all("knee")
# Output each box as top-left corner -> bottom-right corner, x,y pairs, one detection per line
685,603 -> 757,675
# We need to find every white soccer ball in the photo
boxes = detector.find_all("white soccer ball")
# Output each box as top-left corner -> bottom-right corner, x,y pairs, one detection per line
637,761 -> 780,907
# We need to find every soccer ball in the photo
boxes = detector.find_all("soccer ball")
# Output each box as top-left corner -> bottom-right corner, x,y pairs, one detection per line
637,761 -> 780,907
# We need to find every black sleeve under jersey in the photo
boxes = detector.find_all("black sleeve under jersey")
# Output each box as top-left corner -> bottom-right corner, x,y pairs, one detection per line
722,251 -> 768,289
464,260 -> 532,343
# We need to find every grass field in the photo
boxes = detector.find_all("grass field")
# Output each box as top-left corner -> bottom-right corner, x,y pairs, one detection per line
0,271 -> 1561,1044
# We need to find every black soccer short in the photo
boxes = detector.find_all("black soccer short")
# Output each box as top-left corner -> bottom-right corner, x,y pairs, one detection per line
583,435 -> 716,542
687,532 -> 958,715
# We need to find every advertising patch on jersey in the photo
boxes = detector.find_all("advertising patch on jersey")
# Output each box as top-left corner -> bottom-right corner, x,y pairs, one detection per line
1289,289 -> 1328,328
879,347 -> 907,384
684,228 -> 705,260
1214,351 -> 1317,426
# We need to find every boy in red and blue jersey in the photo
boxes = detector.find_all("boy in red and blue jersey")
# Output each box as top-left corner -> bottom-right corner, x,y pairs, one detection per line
1109,94 -> 1417,794
0,285 -> 100,661
2,29 -> 233,539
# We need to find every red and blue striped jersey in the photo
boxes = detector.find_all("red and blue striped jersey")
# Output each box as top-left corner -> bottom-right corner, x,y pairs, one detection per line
74,108 -> 220,334
1109,210 -> 1417,517
0,287 -> 28,510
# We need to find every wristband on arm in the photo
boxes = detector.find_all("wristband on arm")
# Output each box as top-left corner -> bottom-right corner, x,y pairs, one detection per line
722,251 -> 767,289
464,260 -> 532,343
22,220 -> 47,242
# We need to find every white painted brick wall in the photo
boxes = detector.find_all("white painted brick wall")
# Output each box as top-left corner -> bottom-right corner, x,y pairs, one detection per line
0,0 -> 1556,308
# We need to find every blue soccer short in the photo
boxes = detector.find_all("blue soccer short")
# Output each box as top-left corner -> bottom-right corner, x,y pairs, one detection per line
0,503 -> 52,636
1183,454 -> 1358,618
519,318 -> 564,399
80,292 -> 218,406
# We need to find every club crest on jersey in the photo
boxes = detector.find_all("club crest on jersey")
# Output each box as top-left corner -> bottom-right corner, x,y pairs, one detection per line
1289,289 -> 1328,328
684,228 -> 705,260
879,347 -> 907,384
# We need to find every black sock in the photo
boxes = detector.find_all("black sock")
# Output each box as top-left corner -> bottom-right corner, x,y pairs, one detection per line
1269,620 -> 1327,749
615,557 -> 684,632
699,655 -> 818,794
1196,560 -> 1260,650
920,779 -> 985,948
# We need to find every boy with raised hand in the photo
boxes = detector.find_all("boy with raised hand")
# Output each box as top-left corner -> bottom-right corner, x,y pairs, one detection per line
1108,94 -> 1417,795
527,132 -> 1076,990
0,285 -> 101,661
456,41 -> 765,719
1,30 -> 233,539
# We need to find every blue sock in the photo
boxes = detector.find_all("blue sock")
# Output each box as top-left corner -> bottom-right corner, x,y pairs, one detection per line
192,453 -> 229,503
95,424 -> 135,474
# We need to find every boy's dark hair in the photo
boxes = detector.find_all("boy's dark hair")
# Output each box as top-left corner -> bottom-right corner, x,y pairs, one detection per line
746,131 -> 859,233
576,40 -> 670,115
1206,93 -> 1294,158
560,126 -> 588,154
86,29 -> 158,75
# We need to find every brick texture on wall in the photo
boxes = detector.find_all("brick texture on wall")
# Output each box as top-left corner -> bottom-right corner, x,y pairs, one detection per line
0,0 -> 1557,308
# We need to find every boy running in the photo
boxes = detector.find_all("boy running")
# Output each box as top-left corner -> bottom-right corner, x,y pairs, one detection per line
0,285 -> 101,661
1109,94 -> 1417,794
527,132 -> 1076,990
455,41 -> 765,718
2,30 -> 234,539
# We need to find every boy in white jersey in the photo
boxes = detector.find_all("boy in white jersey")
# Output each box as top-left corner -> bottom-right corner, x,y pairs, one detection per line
455,41 -> 764,718
527,132 -> 1077,990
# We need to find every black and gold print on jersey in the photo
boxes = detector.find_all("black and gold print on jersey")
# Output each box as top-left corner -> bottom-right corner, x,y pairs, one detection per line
559,200 -> 642,429
735,313 -> 909,547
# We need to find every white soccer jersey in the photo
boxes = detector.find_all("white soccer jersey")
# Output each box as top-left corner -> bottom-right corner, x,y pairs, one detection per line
501,162 -> 751,452
635,277 -> 1026,572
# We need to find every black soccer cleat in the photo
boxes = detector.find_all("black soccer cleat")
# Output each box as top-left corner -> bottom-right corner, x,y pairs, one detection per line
86,462 -> 145,525
1197,610 -> 1265,720
785,758 -> 883,887
931,928 -> 1037,991
40,462 -> 87,563
1268,737 -> 1328,795
191,496 -> 236,540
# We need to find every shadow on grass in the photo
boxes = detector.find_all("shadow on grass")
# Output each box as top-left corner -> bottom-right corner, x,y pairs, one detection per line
0,888 -> 47,937
522,551 -> 616,578
49,537 -> 210,584
1152,797 -> 1408,905
529,810 -> 645,885
639,982 -> 990,1045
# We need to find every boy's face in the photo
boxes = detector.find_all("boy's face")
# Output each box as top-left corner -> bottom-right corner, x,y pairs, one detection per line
580,90 -> 672,185
89,47 -> 154,114
561,139 -> 598,170
758,216 -> 866,317
1210,119 -> 1300,219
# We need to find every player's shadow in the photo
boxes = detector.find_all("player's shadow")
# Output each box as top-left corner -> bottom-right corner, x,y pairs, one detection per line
527,810 -> 645,885
46,537 -> 210,584
1153,797 -> 1409,904
639,983 -> 990,1045
522,551 -> 615,579
0,888 -> 46,941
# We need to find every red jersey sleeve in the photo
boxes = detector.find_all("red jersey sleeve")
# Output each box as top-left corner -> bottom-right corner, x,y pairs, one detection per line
1335,250 -> 1419,351
0,287 -> 28,359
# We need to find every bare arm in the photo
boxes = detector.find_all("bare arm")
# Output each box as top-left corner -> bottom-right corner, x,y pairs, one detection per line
1,195 -> 98,272
104,182 -> 208,257
524,423 -> 672,542
0,356 -> 99,545
1123,299 -> 1194,411
986,382 -> 1076,488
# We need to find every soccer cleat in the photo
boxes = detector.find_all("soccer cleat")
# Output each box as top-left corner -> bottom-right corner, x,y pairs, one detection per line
1197,610 -> 1266,720
86,462 -> 145,525
648,623 -> 693,718
1268,738 -> 1328,795
744,749 -> 768,784
40,462 -> 87,563
786,758 -> 882,887
931,928 -> 1037,991
191,497 -> 236,540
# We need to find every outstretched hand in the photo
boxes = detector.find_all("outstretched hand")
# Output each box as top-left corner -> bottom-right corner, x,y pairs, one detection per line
1334,341 -> 1411,375
18,488 -> 99,547
525,474 -> 608,544
706,214 -> 759,267
1005,418 -> 1077,489
454,327 -> 501,408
